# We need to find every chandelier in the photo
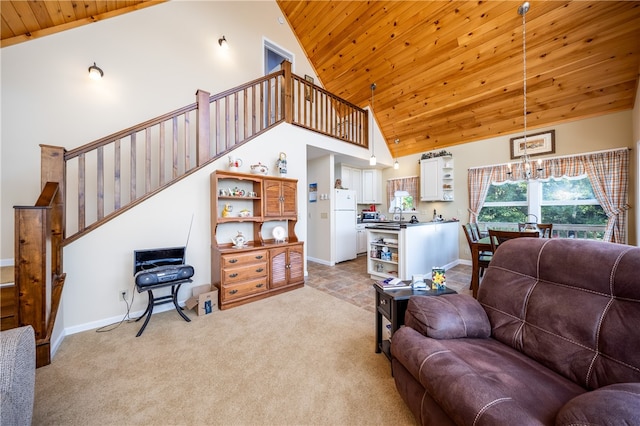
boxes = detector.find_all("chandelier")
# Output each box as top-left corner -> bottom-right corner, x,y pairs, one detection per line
507,2 -> 544,181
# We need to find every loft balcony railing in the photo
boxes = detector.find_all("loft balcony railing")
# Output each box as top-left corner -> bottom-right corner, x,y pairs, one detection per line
44,61 -> 367,244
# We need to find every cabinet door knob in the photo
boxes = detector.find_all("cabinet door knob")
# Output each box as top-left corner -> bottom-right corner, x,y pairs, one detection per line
255,255 -> 263,259
229,259 -> 238,263
256,283 -> 264,288
229,273 -> 238,278
256,268 -> 264,273
380,299 -> 387,305
229,289 -> 238,295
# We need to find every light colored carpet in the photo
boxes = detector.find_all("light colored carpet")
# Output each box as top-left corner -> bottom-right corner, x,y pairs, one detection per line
34,286 -> 417,425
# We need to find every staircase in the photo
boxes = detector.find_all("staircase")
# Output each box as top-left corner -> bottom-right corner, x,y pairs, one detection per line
10,61 -> 369,366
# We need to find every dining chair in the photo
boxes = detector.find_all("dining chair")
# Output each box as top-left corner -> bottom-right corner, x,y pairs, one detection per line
470,222 -> 488,239
462,224 -> 492,287
489,229 -> 540,253
517,222 -> 553,238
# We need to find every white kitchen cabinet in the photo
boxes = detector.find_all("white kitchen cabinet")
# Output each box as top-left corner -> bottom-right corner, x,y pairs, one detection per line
356,224 -> 367,254
420,156 -> 454,202
340,165 -> 363,203
361,169 -> 382,204
366,221 -> 459,280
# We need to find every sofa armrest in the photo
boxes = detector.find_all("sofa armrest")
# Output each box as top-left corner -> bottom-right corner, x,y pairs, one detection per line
405,294 -> 491,339
0,326 -> 35,426
556,383 -> 640,426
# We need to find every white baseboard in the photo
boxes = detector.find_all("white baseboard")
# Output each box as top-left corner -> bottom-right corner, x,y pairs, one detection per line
307,256 -> 331,266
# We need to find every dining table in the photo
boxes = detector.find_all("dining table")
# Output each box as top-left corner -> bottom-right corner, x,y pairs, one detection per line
470,236 -> 492,299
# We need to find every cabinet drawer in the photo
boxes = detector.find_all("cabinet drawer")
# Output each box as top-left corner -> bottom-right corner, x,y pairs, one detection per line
222,262 -> 268,283
222,278 -> 268,301
377,291 -> 392,318
222,250 -> 268,267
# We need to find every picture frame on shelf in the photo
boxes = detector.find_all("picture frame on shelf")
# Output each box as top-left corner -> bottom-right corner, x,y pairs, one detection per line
510,129 -> 555,159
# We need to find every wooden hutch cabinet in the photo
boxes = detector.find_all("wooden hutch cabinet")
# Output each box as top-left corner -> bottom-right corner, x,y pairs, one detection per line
211,170 -> 304,310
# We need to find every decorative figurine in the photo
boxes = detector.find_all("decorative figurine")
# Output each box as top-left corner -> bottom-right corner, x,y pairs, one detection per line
222,203 -> 233,217
335,178 -> 343,189
276,152 -> 287,176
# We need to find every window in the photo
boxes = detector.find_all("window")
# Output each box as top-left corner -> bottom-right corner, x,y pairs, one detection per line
479,176 -> 607,238
478,181 -> 528,223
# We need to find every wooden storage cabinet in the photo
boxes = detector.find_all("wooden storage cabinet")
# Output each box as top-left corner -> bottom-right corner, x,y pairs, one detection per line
211,170 -> 304,310
269,243 -> 304,289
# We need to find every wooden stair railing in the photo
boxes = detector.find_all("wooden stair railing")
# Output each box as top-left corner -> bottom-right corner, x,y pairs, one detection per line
58,61 -> 367,244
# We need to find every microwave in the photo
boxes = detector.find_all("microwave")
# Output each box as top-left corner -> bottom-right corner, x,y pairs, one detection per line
362,211 -> 379,222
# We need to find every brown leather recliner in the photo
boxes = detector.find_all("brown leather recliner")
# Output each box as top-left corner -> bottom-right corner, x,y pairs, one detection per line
390,238 -> 640,425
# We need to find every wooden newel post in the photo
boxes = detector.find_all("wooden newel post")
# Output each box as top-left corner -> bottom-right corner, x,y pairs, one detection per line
196,89 -> 211,166
282,60 -> 293,124
40,145 -> 65,275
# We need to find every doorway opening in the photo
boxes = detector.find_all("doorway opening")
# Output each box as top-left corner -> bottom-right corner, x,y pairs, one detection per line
264,38 -> 294,74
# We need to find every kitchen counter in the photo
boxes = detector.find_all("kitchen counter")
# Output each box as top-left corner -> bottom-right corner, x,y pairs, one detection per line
366,220 -> 459,280
364,220 -> 458,230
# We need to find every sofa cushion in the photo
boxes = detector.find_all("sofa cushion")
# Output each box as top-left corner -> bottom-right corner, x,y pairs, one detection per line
479,238 -> 640,390
391,326 -> 586,425
405,294 -> 491,339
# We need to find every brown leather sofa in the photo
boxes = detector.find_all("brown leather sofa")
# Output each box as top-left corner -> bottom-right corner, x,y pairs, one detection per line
391,238 -> 640,425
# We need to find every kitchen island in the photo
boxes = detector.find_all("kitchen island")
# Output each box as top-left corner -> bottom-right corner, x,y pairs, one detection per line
366,220 -> 459,280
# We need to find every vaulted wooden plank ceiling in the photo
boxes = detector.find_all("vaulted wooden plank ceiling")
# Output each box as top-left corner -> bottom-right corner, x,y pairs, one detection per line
278,1 -> 640,158
2,1 -> 639,159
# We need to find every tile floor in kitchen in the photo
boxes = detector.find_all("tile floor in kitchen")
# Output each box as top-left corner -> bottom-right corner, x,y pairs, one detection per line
305,255 -> 473,313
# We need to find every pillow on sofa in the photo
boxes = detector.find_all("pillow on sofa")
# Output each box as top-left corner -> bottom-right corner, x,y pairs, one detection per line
405,294 -> 491,339
555,383 -> 640,426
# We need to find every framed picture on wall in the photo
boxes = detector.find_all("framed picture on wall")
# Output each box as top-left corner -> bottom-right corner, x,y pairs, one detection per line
510,130 -> 555,159
305,75 -> 314,102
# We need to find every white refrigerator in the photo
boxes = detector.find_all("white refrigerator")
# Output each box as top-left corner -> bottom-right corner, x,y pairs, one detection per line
334,189 -> 358,263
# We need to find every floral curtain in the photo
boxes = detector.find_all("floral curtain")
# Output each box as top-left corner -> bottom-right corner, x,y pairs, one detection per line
467,148 -> 629,243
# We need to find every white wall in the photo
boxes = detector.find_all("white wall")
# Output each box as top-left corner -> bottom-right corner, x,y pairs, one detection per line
306,155 -> 333,263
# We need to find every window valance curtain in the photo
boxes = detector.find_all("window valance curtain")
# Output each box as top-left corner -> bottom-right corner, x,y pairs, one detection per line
467,148 -> 629,243
386,176 -> 419,207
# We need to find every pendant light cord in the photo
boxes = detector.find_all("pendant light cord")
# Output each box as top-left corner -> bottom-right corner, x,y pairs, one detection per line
522,6 -> 528,156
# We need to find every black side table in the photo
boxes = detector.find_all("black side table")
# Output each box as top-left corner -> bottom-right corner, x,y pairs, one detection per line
135,279 -> 192,337
374,282 -> 456,361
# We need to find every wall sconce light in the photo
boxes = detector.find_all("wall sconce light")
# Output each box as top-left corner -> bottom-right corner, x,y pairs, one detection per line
88,62 -> 104,80
218,36 -> 229,49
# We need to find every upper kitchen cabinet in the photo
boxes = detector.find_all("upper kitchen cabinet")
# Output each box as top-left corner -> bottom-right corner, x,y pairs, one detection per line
361,169 -> 383,204
340,165 -> 362,202
420,156 -> 454,202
